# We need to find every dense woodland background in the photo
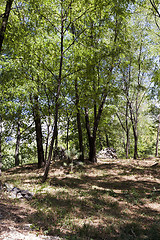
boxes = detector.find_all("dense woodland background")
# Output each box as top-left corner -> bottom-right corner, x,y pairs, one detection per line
0,0 -> 160,179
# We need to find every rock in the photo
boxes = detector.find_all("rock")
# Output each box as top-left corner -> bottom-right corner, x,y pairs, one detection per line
20,190 -> 33,200
10,187 -> 33,200
97,148 -> 117,159
3,183 -> 14,192
1,183 -> 33,200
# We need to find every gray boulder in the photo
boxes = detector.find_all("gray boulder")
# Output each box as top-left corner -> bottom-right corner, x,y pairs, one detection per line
97,148 -> 117,159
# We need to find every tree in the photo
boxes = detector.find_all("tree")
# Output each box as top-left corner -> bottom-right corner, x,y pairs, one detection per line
30,93 -> 44,168
42,0 -> 97,181
0,0 -> 14,52
0,0 -> 14,176
75,77 -> 84,161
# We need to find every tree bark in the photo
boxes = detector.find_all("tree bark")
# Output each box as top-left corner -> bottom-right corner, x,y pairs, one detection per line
44,123 -> 49,163
89,136 -> 97,163
75,78 -> 84,161
66,114 -> 69,151
106,132 -> 110,147
133,132 -> 138,159
42,4 -> 64,182
31,94 -> 44,168
85,91 -> 107,163
155,115 -> 160,157
129,103 -> 138,159
125,100 -> 130,158
42,101 -> 59,182
15,121 -> 21,166
0,119 -> 2,177
85,107 -> 97,163
0,0 -> 13,52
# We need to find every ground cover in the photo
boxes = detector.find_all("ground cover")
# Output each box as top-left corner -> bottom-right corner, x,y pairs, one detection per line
0,158 -> 160,239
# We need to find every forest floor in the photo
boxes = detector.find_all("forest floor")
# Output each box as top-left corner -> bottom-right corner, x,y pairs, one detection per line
0,158 -> 160,240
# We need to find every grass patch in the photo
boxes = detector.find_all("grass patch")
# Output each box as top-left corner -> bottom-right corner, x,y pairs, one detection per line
1,159 -> 160,239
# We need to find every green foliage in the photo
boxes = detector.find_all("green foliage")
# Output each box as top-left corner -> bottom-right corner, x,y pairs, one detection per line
0,0 -> 159,169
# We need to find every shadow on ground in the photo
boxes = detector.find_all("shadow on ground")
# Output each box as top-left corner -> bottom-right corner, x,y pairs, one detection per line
1,160 -> 160,239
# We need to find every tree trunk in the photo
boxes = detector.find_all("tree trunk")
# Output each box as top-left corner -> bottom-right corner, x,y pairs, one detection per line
85,107 -> 97,163
105,132 -> 110,147
155,115 -> 160,157
85,93 -> 107,163
42,102 -> 58,182
98,130 -> 103,150
125,100 -> 130,158
32,94 -> 44,168
126,128 -> 130,158
133,133 -> 138,159
66,114 -> 69,151
42,4 -> 64,182
0,0 -> 13,52
88,136 -> 97,163
0,119 -> 2,177
15,121 -> 21,166
129,102 -> 138,159
44,124 -> 50,163
75,78 -> 84,162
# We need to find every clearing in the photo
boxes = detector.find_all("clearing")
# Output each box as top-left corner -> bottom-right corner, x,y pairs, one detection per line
0,158 -> 160,240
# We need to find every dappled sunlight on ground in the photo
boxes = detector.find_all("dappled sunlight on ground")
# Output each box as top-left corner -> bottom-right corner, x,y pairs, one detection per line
1,158 -> 160,239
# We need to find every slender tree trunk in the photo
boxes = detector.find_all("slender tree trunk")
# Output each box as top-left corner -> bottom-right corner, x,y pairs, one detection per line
132,121 -> 138,159
0,119 -> 2,177
125,100 -> 130,158
155,115 -> 160,157
43,87 -> 52,163
133,132 -> 138,159
42,5 -> 64,182
84,108 -> 93,162
129,101 -> 138,159
66,114 -> 69,151
55,127 -> 58,150
75,78 -> 84,161
15,121 -> 21,166
98,130 -> 103,150
105,132 -> 110,147
126,128 -> 129,158
44,124 -> 49,163
42,101 -> 59,182
0,0 -> 13,52
31,94 -> 44,168
85,108 -> 97,163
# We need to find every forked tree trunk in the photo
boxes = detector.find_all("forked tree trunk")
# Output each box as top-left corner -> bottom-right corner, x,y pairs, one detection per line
85,93 -> 107,163
15,121 -> 21,166
42,102 -> 58,182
